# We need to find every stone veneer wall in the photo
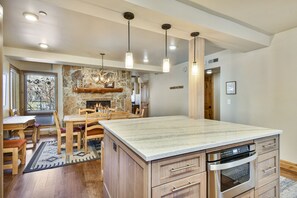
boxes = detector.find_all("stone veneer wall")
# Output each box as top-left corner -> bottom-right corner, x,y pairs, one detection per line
63,65 -> 132,115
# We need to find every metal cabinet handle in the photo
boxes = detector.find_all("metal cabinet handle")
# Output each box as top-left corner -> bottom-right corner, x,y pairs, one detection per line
209,153 -> 257,171
170,164 -> 195,172
263,166 -> 276,174
262,143 -> 276,148
172,181 -> 198,192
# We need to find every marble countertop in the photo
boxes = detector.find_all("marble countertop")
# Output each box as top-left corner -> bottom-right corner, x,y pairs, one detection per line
99,116 -> 282,161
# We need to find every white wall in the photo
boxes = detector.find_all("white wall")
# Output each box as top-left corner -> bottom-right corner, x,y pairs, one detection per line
205,27 -> 297,163
149,62 -> 188,117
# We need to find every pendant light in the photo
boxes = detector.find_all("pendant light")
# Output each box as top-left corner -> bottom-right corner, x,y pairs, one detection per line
100,53 -> 106,82
162,24 -> 171,73
191,32 -> 200,75
123,12 -> 134,69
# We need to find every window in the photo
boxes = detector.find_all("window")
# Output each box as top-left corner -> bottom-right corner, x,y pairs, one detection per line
24,72 -> 57,114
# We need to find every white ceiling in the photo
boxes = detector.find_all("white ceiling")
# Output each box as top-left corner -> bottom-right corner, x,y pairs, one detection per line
1,0 -> 295,69
178,0 -> 297,34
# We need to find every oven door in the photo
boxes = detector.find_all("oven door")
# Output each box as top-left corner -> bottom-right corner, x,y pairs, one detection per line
208,153 -> 257,198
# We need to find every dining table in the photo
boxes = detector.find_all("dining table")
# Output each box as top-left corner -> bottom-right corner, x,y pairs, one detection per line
63,113 -> 140,155
3,116 -> 37,144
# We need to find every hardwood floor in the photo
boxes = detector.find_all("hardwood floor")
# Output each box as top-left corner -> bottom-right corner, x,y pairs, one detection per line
4,135 -> 103,198
281,169 -> 297,181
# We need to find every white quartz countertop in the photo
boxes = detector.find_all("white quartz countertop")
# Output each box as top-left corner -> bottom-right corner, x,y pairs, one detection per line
99,116 -> 282,162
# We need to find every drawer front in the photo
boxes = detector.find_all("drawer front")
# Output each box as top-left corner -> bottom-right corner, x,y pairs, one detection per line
235,189 -> 255,198
256,150 -> 279,188
152,172 -> 206,198
255,179 -> 279,198
152,152 -> 205,187
255,136 -> 279,155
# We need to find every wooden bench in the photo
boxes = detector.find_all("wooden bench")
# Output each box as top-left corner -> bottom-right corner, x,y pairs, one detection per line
3,139 -> 27,175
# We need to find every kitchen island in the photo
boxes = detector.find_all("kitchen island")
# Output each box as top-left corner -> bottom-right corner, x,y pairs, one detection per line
99,116 -> 282,198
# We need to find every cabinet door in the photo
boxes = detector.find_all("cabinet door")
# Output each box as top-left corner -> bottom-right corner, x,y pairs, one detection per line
235,189 -> 255,198
103,133 -> 118,198
118,147 -> 145,198
255,180 -> 279,198
152,173 -> 206,198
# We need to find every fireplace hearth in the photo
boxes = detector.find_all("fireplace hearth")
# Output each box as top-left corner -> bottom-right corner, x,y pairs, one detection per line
86,100 -> 111,109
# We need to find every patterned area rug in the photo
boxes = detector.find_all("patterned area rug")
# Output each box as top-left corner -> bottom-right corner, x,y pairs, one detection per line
23,140 -> 101,173
281,176 -> 297,198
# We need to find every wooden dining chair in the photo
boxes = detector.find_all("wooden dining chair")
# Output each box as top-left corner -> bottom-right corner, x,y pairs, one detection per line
53,111 -> 82,154
79,108 -> 96,115
9,108 -> 41,146
135,108 -> 145,118
84,112 -> 107,153
109,111 -> 130,120
3,139 -> 27,175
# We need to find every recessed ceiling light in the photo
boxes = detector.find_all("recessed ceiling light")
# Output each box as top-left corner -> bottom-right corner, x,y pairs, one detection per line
169,45 -> 176,50
39,11 -> 47,16
39,43 -> 49,49
206,69 -> 212,75
143,57 -> 149,63
23,12 -> 39,22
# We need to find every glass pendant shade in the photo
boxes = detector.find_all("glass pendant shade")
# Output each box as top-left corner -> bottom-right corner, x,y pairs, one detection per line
163,58 -> 170,73
192,62 -> 198,75
125,52 -> 134,69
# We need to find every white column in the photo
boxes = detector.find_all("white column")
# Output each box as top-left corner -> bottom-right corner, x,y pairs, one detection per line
188,37 -> 205,119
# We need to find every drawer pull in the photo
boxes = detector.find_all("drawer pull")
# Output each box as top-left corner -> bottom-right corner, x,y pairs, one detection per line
172,181 -> 198,192
170,164 -> 195,172
263,166 -> 276,174
262,143 -> 276,148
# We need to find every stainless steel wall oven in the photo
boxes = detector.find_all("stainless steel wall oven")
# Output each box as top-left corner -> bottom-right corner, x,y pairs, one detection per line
207,143 -> 257,198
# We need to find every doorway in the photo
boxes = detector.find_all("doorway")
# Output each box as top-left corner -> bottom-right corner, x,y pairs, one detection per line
204,67 -> 220,120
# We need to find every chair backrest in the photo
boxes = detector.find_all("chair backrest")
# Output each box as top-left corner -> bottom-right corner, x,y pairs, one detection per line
9,109 -> 20,116
135,108 -> 144,118
140,109 -> 145,118
135,108 -> 140,115
79,108 -> 96,115
109,111 -> 130,120
85,112 -> 107,136
53,111 -> 62,136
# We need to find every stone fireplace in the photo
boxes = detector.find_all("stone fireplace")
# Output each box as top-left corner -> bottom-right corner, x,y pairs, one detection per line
63,65 -> 132,115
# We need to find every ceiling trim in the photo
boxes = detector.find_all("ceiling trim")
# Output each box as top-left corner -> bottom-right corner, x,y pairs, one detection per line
4,47 -> 163,73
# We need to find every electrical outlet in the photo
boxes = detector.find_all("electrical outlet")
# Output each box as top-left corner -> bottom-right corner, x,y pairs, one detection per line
227,99 -> 231,105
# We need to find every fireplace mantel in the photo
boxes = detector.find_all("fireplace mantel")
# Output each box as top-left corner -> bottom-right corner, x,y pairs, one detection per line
73,87 -> 123,94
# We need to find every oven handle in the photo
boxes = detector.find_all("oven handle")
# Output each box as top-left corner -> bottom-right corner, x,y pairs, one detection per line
209,153 -> 257,171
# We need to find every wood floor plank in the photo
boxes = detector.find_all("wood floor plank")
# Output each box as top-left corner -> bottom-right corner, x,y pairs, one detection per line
4,136 -> 103,198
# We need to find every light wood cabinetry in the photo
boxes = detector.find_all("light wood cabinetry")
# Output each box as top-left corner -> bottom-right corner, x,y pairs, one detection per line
103,130 -> 206,198
103,131 -> 151,198
256,135 -> 279,155
152,173 -> 206,198
152,152 -> 205,187
103,133 -> 119,198
103,130 -> 280,198
255,179 -> 279,198
254,135 -> 280,198
256,150 -> 279,188
234,189 -> 255,198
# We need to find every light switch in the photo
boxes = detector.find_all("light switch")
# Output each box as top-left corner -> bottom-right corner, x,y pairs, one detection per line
227,99 -> 231,105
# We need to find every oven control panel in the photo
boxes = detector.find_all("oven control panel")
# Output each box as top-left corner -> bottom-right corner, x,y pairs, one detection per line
221,145 -> 250,158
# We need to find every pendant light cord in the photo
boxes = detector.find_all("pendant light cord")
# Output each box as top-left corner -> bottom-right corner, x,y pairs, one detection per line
101,54 -> 104,70
128,20 -> 130,52
194,36 -> 196,62
165,29 -> 168,58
